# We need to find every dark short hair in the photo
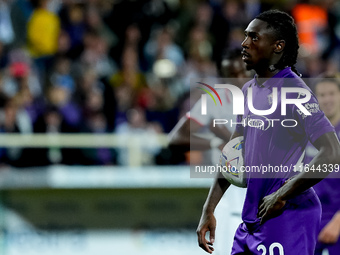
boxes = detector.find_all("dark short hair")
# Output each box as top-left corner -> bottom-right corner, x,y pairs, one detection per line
255,10 -> 300,76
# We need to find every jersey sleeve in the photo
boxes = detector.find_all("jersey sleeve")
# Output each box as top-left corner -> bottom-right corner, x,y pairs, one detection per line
288,91 -> 334,143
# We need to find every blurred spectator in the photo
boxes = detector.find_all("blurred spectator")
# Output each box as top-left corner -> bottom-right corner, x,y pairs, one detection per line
56,30 -> 72,57
27,0 -> 60,57
47,84 -> 81,129
82,87 -> 104,118
292,1 -> 328,56
27,0 -> 61,83
210,0 -> 249,63
10,0 -> 33,47
124,24 -> 141,50
144,27 -> 185,71
116,107 -> 162,165
59,2 -> 86,58
221,0 -> 248,29
0,97 -> 33,167
181,25 -> 217,91
0,0 -> 15,45
323,59 -> 340,77
228,27 -> 247,51
105,0 -> 174,70
175,2 -> 212,52
0,72 -> 6,107
50,56 -> 75,93
74,64 -> 116,129
185,25 -> 213,64
33,105 -> 82,166
244,0 -> 261,20
46,0 -> 61,13
110,47 -> 147,125
80,30 -> 117,79
2,61 -> 41,101
33,106 -> 64,165
299,55 -> 324,78
81,111 -> 117,165
0,41 -> 9,69
219,48 -> 251,78
194,2 -> 213,30
321,0 -> 340,66
2,49 -> 45,125
1,96 -> 32,134
137,75 -> 179,134
0,99 -> 17,166
85,6 -> 117,49
75,67 -> 102,105
115,23 -> 145,71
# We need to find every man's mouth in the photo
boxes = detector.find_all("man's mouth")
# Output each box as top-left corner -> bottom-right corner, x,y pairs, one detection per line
241,51 -> 250,61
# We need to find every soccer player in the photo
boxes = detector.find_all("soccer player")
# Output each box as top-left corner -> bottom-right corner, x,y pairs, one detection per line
197,10 -> 340,255
304,78 -> 340,255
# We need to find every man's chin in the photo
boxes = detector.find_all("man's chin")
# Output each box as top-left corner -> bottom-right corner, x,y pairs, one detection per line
245,63 -> 253,71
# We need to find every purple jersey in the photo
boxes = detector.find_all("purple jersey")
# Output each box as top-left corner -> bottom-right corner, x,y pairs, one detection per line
235,67 -> 335,225
232,188 -> 321,255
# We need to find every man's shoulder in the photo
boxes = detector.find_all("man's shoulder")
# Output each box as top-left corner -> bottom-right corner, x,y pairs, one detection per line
281,73 -> 311,91
275,67 -> 307,89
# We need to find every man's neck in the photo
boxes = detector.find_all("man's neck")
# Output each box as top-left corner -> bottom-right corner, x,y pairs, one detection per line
255,70 -> 282,87
255,67 -> 281,79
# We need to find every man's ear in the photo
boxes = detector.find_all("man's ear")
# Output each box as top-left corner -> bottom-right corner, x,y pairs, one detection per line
274,40 -> 285,53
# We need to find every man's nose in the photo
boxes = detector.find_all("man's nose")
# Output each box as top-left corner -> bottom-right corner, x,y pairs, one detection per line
241,37 -> 249,49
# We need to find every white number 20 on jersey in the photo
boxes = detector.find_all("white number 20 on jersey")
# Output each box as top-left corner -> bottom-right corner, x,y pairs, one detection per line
257,242 -> 284,255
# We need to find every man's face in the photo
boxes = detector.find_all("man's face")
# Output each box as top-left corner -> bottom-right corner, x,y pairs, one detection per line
241,19 -> 277,70
315,81 -> 340,119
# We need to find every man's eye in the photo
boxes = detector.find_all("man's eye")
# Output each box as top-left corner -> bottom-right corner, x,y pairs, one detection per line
252,36 -> 258,41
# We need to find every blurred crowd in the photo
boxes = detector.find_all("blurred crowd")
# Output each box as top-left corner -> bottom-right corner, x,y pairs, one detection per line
0,0 -> 340,167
